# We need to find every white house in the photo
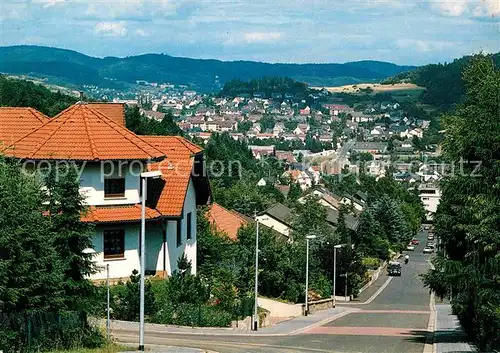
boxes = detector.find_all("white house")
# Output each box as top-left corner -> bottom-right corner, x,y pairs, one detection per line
419,184 -> 441,220
1,103 -> 210,282
256,203 -> 293,238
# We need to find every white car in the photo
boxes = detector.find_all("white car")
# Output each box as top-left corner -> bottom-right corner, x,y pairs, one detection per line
423,247 -> 433,254
406,245 -> 415,251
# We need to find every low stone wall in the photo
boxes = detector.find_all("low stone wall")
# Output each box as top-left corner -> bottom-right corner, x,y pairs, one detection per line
301,298 -> 334,315
258,296 -> 303,317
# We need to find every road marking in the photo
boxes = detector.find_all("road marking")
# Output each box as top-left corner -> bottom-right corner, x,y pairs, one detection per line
116,333 -> 343,353
353,309 -> 431,314
362,276 -> 393,305
304,326 -> 422,337
337,277 -> 393,306
290,308 -> 359,335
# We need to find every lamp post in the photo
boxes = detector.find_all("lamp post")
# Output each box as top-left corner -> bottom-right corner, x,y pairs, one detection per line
333,244 -> 343,308
253,218 -> 260,331
139,170 -> 162,351
305,235 -> 317,316
253,216 -> 268,331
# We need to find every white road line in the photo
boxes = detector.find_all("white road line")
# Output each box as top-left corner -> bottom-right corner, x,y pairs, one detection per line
363,277 -> 393,305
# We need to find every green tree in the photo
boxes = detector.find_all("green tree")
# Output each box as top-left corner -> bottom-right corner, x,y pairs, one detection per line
287,182 -> 302,203
45,163 -> 96,311
422,55 -> 500,351
112,270 -> 156,321
0,158 -> 65,313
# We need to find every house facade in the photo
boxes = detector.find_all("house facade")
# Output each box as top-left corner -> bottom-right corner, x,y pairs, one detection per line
1,103 -> 210,282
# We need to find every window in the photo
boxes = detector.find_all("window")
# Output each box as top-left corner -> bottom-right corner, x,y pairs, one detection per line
104,230 -> 125,259
186,212 -> 192,240
104,178 -> 125,198
422,197 -> 430,200
176,219 -> 182,247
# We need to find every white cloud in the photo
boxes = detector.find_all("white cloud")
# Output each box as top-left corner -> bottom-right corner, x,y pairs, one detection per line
429,0 -> 500,17
32,0 -> 65,8
94,22 -> 127,37
243,32 -> 282,43
136,28 -> 149,37
397,39 -> 454,52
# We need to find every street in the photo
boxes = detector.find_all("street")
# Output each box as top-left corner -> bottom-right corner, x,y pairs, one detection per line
114,230 -> 433,353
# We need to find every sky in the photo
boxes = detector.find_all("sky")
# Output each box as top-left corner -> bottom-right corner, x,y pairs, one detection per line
1,0 -> 499,65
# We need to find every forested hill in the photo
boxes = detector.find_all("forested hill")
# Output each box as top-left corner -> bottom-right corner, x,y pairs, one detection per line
0,75 -> 77,116
0,45 -> 414,91
221,77 -> 309,97
385,53 -> 500,110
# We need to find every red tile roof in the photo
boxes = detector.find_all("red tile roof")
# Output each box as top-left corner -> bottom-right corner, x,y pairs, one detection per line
3,103 -> 166,161
0,107 -> 49,147
206,202 -> 248,240
81,204 -> 161,223
86,103 -> 125,126
142,135 -> 203,217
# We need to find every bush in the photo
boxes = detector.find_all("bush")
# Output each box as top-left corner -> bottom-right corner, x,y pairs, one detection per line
362,257 -> 381,269
153,302 -> 233,327
0,311 -> 105,353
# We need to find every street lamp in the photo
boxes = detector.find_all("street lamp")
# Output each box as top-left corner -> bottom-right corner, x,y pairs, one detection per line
139,170 -> 162,351
333,244 -> 343,308
253,216 -> 268,331
332,243 -> 353,306
305,235 -> 317,316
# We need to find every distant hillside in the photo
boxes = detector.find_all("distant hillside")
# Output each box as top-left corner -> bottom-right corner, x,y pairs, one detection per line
385,53 -> 500,110
0,75 -> 77,116
0,45 -> 415,92
221,77 -> 309,98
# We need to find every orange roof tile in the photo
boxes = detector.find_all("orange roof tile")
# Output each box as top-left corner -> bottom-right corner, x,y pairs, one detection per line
142,135 -> 203,217
3,103 -> 166,161
81,204 -> 161,223
206,203 -> 248,240
86,103 -> 125,126
0,107 -> 49,147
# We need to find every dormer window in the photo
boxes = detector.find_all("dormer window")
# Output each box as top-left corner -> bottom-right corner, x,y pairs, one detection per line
104,178 -> 125,198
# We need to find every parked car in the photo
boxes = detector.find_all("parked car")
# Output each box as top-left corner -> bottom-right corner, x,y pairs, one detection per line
428,234 -> 434,241
423,247 -> 433,254
411,239 -> 420,245
424,225 -> 430,230
406,245 -> 415,251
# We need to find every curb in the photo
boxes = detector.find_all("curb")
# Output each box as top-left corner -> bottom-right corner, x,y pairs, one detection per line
121,342 -> 219,353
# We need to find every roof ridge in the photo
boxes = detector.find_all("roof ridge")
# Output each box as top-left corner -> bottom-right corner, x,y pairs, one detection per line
27,105 -> 79,158
82,107 -> 99,160
86,105 -> 165,159
27,108 -> 49,123
175,136 -> 202,154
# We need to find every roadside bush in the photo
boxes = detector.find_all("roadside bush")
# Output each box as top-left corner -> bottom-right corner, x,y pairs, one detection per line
0,311 -> 105,353
362,257 -> 380,270
110,270 -> 156,321
153,302 -> 232,327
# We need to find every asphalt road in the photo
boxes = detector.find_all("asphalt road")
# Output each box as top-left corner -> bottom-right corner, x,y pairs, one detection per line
116,230 -> 433,353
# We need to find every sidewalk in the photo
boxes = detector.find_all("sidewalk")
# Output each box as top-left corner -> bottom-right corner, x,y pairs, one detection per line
434,304 -> 476,353
110,306 -> 353,337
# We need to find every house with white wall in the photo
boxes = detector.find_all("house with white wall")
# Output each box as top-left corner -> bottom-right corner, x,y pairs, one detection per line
1,103 -> 210,282
418,183 -> 441,221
